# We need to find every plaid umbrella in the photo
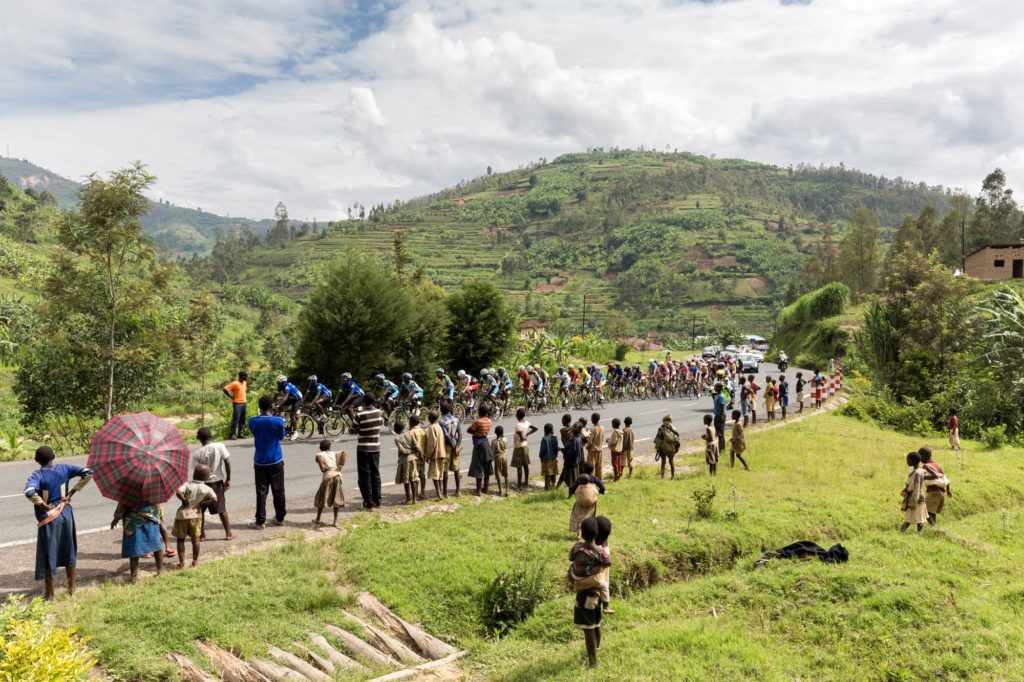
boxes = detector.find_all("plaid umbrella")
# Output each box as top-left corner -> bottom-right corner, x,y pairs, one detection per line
88,412 -> 190,508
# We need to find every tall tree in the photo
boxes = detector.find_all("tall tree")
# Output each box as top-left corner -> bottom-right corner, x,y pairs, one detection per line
393,230 -> 410,279
968,169 -> 1023,250
838,206 -> 881,297
445,280 -> 516,372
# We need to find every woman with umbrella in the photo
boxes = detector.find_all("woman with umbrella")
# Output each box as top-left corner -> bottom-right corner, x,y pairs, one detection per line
89,413 -> 190,583
23,446 -> 94,601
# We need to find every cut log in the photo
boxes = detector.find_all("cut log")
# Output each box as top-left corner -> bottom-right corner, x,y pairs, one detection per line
324,623 -> 397,668
307,632 -> 370,673
291,642 -> 334,675
342,609 -> 426,664
356,592 -> 458,660
268,646 -> 330,682
194,640 -> 270,682
165,653 -> 218,682
249,658 -> 307,681
366,651 -> 468,682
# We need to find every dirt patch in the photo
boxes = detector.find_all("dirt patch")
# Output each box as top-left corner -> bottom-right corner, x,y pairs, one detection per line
496,188 -> 526,197
745,277 -> 767,290
714,255 -> 738,268
691,244 -> 712,273
535,284 -> 559,292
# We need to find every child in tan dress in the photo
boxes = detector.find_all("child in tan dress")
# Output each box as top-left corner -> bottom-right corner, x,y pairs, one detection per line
729,409 -> 750,470
313,440 -> 347,526
393,422 -> 420,504
570,473 -> 599,535
702,414 -> 719,476
492,425 -> 509,496
900,451 -> 928,532
621,417 -> 635,478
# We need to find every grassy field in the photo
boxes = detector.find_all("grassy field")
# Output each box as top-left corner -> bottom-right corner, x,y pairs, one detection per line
61,413 -> 1024,680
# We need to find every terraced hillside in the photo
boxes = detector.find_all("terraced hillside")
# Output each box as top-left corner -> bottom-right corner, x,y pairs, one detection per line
240,149 -> 953,335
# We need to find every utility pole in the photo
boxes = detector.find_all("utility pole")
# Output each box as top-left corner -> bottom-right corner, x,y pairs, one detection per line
581,292 -> 587,336
691,314 -> 696,346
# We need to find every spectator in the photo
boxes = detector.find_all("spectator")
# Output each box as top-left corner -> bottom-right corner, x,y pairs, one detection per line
248,395 -> 286,529
350,391 -> 384,510
193,427 -> 234,541
222,370 -> 248,439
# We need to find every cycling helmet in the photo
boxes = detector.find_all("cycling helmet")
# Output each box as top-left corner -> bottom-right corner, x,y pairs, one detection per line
374,374 -> 385,383
526,365 -> 534,372
557,366 -> 564,372
340,372 -> 352,381
402,372 -> 412,381
457,369 -> 466,378
498,367 -> 506,373
659,361 -> 666,366
480,368 -> 490,376
518,365 -> 526,371
307,375 -> 318,383
436,368 -> 445,376
275,374 -> 287,383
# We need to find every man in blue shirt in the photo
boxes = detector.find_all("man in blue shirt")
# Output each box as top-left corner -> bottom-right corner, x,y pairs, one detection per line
248,395 -> 286,529
334,372 -> 365,410
24,446 -> 93,600
712,382 -> 728,454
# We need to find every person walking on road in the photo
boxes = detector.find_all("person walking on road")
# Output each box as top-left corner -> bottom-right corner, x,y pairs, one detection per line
350,391 -> 384,510
248,395 -> 286,529
23,446 -> 93,600
194,427 -> 235,541
223,370 -> 248,439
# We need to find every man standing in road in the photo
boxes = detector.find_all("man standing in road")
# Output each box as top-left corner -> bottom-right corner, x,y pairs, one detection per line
248,395 -> 286,529
349,391 -> 384,510
223,370 -> 248,439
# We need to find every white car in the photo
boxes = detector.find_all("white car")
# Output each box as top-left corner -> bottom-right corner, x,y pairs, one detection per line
749,349 -> 764,362
737,354 -> 759,373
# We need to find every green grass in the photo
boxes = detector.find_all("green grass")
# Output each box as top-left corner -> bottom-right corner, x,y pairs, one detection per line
64,414 -> 1024,680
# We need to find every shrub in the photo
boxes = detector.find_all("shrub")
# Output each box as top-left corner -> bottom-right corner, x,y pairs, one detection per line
693,484 -> 716,518
479,563 -> 553,638
614,342 -> 630,361
0,595 -> 94,681
982,424 -> 1008,450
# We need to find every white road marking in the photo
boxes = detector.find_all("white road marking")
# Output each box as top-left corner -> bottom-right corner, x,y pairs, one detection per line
0,525 -> 112,549
0,494 -> 27,500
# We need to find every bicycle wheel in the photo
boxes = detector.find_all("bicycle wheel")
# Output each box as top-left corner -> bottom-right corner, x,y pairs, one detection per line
325,412 -> 344,437
297,415 -> 318,440
453,401 -> 467,421
392,408 -> 408,429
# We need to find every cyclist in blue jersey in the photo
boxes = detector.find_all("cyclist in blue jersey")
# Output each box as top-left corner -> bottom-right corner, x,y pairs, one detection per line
273,374 -> 303,435
373,374 -> 400,416
301,375 -> 333,431
434,369 -> 455,403
401,373 -> 424,409
333,372 -> 364,411
495,367 -> 513,394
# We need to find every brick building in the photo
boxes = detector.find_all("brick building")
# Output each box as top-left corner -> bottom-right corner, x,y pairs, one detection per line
964,244 -> 1024,280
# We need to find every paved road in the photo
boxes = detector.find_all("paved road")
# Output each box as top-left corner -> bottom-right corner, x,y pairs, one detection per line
0,363 -> 795,596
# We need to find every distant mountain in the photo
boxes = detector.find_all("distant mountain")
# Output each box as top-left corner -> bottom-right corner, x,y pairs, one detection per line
0,156 -> 273,253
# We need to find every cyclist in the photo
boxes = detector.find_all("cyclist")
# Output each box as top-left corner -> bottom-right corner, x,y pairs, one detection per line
553,366 -> 571,404
373,374 -> 400,416
590,363 -> 607,404
567,363 -> 579,389
401,373 -> 424,410
456,369 -> 477,408
334,372 -> 364,411
301,375 -> 332,432
529,365 -> 545,404
273,375 -> 302,436
517,365 -> 532,394
435,368 -> 455,405
495,367 -> 513,400
478,369 -> 499,409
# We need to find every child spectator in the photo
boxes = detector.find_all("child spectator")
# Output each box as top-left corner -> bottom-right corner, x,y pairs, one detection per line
777,375 -> 789,419
747,375 -> 761,425
313,439 -> 347,524
194,427 -> 234,541
467,405 -> 494,496
763,377 -> 777,422
586,413 -> 605,480
393,422 -> 419,505
795,372 -> 805,413
171,464 -> 217,569
702,414 -> 719,476
558,422 -> 583,489
919,447 -> 952,526
729,409 -> 750,470
569,517 -> 608,668
539,423 -> 559,490
621,417 -> 635,478
654,414 -> 679,479
572,515 -> 614,615
492,425 -> 509,496
512,408 -> 538,490
948,408 -> 962,452
901,451 -> 928,532
110,501 -> 164,582
607,418 -> 624,481
738,375 -> 750,427
570,473 -> 600,534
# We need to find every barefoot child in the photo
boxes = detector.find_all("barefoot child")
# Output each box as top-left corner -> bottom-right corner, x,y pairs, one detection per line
900,451 -> 928,532
172,464 -> 217,569
607,418 -> 624,481
948,408 -> 962,453
393,423 -> 419,504
539,423 -> 559,490
194,427 -> 234,541
622,417 -> 635,478
569,473 -> 600,535
572,515 -> 614,614
512,408 -> 538,490
569,517 -> 608,668
702,414 -> 719,476
795,372 -> 805,413
111,502 -> 164,582
313,440 -> 347,523
729,409 -> 750,470
492,425 -> 509,496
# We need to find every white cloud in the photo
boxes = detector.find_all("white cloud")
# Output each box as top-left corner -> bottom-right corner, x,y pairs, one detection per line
1,0 -> 1023,219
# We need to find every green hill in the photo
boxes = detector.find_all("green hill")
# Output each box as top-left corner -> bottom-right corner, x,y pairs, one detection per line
236,149 -> 954,336
0,156 -> 279,253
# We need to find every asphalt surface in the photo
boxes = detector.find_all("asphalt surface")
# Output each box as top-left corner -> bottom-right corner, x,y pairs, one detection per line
0,363 -> 794,597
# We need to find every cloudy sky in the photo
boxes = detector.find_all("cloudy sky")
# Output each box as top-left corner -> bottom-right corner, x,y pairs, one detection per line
1,0 -> 1022,220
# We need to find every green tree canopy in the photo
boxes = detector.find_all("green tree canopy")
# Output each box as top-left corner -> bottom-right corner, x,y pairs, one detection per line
445,279 -> 516,372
